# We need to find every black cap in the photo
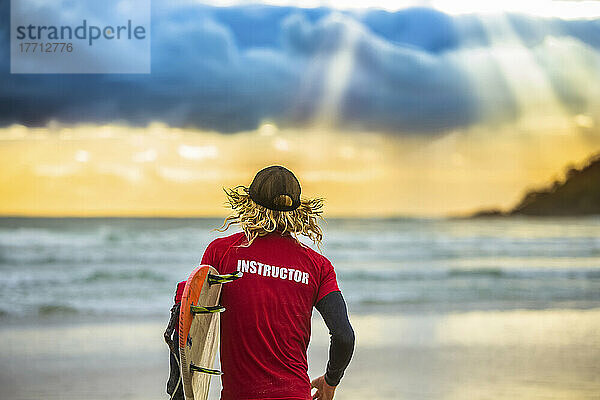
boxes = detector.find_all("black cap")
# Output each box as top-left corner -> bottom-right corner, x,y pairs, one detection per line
249,166 -> 301,211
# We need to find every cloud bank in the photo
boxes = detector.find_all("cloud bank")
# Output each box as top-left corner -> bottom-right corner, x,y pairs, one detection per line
0,1 -> 599,133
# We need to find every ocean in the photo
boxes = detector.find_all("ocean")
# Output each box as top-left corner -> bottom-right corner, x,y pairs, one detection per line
1,216 -> 599,319
1,216 -> 599,399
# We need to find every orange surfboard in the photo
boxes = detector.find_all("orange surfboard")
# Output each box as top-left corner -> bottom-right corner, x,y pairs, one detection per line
178,265 -> 241,400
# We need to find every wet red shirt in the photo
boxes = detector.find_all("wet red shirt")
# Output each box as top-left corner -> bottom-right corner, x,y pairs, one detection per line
200,231 -> 340,400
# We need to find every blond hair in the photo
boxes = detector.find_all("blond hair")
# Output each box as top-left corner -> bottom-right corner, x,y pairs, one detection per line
217,185 -> 324,248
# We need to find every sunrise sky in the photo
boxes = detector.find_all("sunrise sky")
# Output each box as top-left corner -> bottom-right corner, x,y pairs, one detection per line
1,0 -> 599,217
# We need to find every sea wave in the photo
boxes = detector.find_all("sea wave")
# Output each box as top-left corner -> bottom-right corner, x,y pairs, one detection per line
0,271 -> 176,294
37,304 -> 79,316
81,269 -> 168,283
1,217 -> 599,319
337,267 -> 600,282
0,225 -> 212,265
2,218 -> 600,266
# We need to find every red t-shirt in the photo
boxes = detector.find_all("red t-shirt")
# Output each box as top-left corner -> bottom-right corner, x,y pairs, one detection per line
200,231 -> 340,400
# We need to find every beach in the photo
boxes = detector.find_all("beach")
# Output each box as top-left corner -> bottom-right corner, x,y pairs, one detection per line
1,309 -> 599,399
1,216 -> 600,399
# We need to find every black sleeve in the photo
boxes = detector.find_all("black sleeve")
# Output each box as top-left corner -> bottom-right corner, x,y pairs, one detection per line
315,291 -> 355,386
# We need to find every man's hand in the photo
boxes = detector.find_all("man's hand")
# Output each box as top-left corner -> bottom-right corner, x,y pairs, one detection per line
311,375 -> 337,400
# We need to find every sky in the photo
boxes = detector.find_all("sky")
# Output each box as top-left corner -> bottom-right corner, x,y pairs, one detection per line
1,0 -> 599,217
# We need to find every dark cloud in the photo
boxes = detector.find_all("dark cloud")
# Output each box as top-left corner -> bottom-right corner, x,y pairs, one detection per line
0,2 -> 598,133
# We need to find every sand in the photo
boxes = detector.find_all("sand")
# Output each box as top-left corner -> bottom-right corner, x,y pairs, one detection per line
1,309 -> 599,400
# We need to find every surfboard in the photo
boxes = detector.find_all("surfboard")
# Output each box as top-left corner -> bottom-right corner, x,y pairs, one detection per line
178,265 -> 242,400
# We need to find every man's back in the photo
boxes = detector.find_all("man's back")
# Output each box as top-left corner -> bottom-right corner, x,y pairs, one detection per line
201,231 -> 340,400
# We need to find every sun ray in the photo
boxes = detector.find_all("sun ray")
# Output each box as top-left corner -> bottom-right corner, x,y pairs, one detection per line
478,13 -> 573,134
312,13 -> 361,127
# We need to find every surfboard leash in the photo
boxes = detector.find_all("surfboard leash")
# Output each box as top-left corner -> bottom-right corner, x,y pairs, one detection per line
170,351 -> 182,400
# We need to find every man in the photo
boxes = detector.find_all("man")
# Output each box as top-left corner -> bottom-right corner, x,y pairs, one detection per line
168,165 -> 355,400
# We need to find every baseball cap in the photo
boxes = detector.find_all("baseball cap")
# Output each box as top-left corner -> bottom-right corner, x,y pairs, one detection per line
249,166 -> 301,211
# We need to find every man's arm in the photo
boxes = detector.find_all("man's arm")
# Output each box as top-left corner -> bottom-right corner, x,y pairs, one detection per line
312,291 -> 355,399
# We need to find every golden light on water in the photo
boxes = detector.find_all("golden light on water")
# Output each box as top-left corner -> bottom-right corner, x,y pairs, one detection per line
309,309 -> 600,399
332,309 -> 600,348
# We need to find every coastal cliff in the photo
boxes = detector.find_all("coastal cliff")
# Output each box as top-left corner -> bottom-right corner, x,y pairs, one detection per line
472,152 -> 600,217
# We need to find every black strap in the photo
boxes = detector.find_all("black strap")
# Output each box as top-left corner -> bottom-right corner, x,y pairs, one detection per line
165,300 -> 184,399
164,302 -> 180,355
